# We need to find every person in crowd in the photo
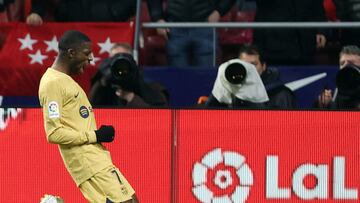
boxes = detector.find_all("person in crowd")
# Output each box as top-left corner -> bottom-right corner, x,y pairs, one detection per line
205,58 -> 269,108
0,0 -> 25,22
146,0 -> 236,67
38,30 -> 139,203
333,0 -> 360,47
238,44 -> 297,109
26,0 -> 136,25
89,43 -> 169,107
253,0 -> 328,65
0,0 -> 14,12
316,45 -> 360,109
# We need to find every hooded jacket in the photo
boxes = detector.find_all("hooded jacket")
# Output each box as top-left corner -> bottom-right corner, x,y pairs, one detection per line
261,67 -> 297,109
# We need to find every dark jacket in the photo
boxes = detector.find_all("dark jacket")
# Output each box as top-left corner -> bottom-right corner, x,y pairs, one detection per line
254,0 -> 327,65
90,79 -> 169,107
261,67 -> 297,109
31,0 -> 136,22
333,0 -> 360,47
205,93 -> 266,109
147,0 -> 235,22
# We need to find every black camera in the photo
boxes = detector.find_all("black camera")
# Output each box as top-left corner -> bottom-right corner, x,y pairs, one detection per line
224,62 -> 247,84
110,53 -> 139,91
336,64 -> 360,99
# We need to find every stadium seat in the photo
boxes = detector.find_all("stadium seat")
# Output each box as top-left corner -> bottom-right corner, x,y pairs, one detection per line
139,0 -> 167,66
218,10 -> 256,62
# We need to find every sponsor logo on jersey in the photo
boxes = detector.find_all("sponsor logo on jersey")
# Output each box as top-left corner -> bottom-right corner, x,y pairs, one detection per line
79,106 -> 89,118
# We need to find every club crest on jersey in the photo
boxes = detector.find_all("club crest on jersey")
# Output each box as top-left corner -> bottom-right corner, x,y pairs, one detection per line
48,101 -> 60,118
79,106 -> 89,118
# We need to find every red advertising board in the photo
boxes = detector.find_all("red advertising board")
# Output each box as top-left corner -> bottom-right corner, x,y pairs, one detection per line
1,109 -> 359,203
176,110 -> 360,202
0,108 -> 172,202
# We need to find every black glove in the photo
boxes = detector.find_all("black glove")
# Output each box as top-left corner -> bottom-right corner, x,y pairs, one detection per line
95,125 -> 115,142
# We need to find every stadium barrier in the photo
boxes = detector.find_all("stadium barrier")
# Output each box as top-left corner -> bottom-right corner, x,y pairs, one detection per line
0,108 -> 359,202
0,65 -> 338,108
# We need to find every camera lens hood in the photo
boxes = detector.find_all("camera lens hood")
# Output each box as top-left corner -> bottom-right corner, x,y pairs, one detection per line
225,62 -> 247,84
110,53 -> 137,80
336,64 -> 360,97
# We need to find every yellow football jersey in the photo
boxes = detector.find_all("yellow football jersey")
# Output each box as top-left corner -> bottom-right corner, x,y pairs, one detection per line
39,68 -> 113,186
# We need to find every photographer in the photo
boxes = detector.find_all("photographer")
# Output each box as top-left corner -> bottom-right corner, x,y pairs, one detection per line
89,43 -> 169,107
334,64 -> 360,109
239,44 -> 297,109
205,59 -> 269,108
316,45 -> 360,109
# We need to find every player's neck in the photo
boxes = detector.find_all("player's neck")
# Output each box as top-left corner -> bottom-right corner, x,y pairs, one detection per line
52,57 -> 70,75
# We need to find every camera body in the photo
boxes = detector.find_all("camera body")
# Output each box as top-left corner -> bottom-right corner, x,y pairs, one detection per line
336,64 -> 360,99
109,53 -> 139,91
336,64 -> 360,109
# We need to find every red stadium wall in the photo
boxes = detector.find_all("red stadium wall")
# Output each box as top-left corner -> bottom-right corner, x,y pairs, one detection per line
0,109 -> 359,202
176,110 -> 360,202
0,109 -> 172,202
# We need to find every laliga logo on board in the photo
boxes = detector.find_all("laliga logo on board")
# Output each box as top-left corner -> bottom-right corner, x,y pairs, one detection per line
192,148 -> 253,203
192,148 -> 358,202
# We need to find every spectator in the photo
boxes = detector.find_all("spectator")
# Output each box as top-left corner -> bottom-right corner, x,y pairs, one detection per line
26,0 -> 136,25
238,44 -> 297,108
316,45 -> 360,109
333,0 -> 360,47
253,0 -> 328,65
146,0 -> 236,67
237,0 -> 256,11
0,0 -> 14,12
89,43 -> 169,107
205,58 -> 269,108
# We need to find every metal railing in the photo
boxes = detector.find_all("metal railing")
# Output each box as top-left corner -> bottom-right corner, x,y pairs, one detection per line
133,0 -> 360,66
142,21 -> 360,29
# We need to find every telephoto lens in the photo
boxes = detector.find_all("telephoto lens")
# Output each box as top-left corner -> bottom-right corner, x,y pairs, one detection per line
224,62 -> 247,85
336,64 -> 360,97
110,53 -> 135,81
110,53 -> 139,91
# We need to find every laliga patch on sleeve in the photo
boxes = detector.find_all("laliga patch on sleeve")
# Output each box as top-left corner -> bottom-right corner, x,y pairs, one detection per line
48,101 -> 60,118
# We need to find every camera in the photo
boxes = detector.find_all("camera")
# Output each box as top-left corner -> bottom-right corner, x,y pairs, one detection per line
336,64 -> 360,99
224,62 -> 247,85
208,59 -> 268,108
109,53 -> 139,91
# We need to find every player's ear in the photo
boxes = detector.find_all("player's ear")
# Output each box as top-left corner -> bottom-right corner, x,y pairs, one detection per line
67,48 -> 76,58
